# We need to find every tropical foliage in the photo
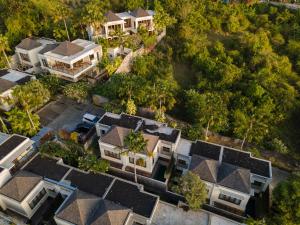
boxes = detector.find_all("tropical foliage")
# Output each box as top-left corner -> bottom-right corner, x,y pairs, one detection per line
78,154 -> 110,173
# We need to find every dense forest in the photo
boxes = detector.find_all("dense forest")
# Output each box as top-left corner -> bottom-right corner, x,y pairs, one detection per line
1,0 -> 300,224
1,0 -> 300,161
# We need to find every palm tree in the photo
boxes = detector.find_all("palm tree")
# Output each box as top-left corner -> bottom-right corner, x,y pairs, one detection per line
0,34 -> 12,69
0,116 -> 9,133
53,4 -> 71,41
124,131 -> 147,183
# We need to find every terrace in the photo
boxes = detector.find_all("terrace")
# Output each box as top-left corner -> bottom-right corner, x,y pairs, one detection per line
50,60 -> 92,76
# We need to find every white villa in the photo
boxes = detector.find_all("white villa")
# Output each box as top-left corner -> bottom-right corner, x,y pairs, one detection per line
95,112 -> 272,215
0,69 -> 35,111
15,38 -> 102,82
87,8 -> 155,40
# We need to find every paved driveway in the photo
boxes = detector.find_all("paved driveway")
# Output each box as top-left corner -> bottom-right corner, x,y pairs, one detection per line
151,202 -> 241,225
37,96 -> 105,131
270,167 -> 290,190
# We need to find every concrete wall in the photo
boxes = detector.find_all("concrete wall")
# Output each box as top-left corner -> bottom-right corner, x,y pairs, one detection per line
210,185 -> 250,211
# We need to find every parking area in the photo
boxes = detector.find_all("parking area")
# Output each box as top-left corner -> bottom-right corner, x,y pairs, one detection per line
37,96 -> 105,131
151,202 -> 241,225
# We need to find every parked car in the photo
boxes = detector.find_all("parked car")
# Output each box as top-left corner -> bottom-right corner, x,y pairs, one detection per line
82,113 -> 99,125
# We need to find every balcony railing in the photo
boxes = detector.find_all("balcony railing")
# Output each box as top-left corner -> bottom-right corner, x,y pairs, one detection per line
50,61 -> 92,76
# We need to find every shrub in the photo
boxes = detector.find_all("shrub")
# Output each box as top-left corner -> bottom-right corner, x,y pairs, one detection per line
271,138 -> 289,154
63,82 -> 90,103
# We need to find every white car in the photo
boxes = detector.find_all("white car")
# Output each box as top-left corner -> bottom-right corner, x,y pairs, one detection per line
82,113 -> 99,125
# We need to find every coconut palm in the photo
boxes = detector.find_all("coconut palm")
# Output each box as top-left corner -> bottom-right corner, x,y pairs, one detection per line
124,131 -> 147,183
53,3 -> 71,41
0,34 -> 12,69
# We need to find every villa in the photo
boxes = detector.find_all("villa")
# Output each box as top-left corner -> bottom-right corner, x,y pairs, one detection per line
87,8 -> 155,40
0,69 -> 35,111
15,38 -> 102,82
95,112 -> 272,215
0,154 -> 159,225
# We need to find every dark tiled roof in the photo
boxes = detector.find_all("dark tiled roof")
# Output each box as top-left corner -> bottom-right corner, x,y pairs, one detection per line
217,163 -> 251,194
0,170 -> 42,201
190,141 -> 221,160
105,11 -> 123,22
105,180 -> 157,218
57,190 -> 130,225
101,126 -> 131,148
222,148 -> 270,178
142,128 -> 180,143
0,78 -> 15,93
65,170 -> 114,197
51,41 -> 84,56
56,190 -> 101,225
15,75 -> 32,85
39,43 -> 59,54
189,155 -> 218,183
99,114 -> 141,130
23,155 -> 70,181
0,70 -> 9,77
131,8 -> 150,17
0,135 -> 26,160
16,38 -> 42,50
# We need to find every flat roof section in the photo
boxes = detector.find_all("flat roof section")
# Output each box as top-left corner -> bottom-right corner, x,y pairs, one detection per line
65,170 -> 114,197
222,148 -> 271,178
23,155 -> 70,181
99,114 -> 141,130
190,141 -> 221,160
105,179 -> 158,218
0,135 -> 27,160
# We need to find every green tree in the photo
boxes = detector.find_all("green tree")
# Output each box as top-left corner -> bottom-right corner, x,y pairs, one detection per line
246,218 -> 267,225
271,175 -> 300,225
82,0 -> 110,37
53,3 -> 72,41
63,82 -> 90,103
39,75 -> 66,96
124,131 -> 147,183
78,154 -> 109,173
185,90 -> 228,140
0,34 -> 11,69
126,99 -> 137,115
125,0 -> 144,10
173,171 -> 207,210
153,0 -> 176,31
6,108 -> 40,136
12,80 -> 50,131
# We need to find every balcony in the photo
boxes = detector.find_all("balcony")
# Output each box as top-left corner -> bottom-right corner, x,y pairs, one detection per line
50,61 -> 92,76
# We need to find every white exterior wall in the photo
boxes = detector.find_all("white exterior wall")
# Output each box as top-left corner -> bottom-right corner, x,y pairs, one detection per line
16,47 -> 44,67
54,217 -> 75,225
210,185 -> 251,211
0,138 -> 34,169
99,140 -> 159,174
0,89 -> 13,111
0,169 -> 11,188
40,47 -> 102,82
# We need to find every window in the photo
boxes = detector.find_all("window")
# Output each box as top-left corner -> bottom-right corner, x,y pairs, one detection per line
253,180 -> 263,187
218,193 -> 241,205
124,18 -> 131,28
162,146 -> 170,153
101,130 -> 106,135
41,59 -> 48,67
177,159 -> 187,166
28,188 -> 47,209
89,54 -> 95,61
104,150 -> 120,159
19,53 -> 30,62
129,157 -> 134,164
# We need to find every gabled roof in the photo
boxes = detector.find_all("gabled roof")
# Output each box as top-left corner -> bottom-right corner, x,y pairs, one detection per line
105,11 -> 123,22
39,43 -> 59,54
131,8 -> 150,17
16,38 -> 42,50
189,155 -> 218,183
101,126 -> 131,148
56,190 -> 130,225
51,41 -> 84,56
217,163 -> 251,194
0,170 -> 42,202
143,133 -> 159,153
